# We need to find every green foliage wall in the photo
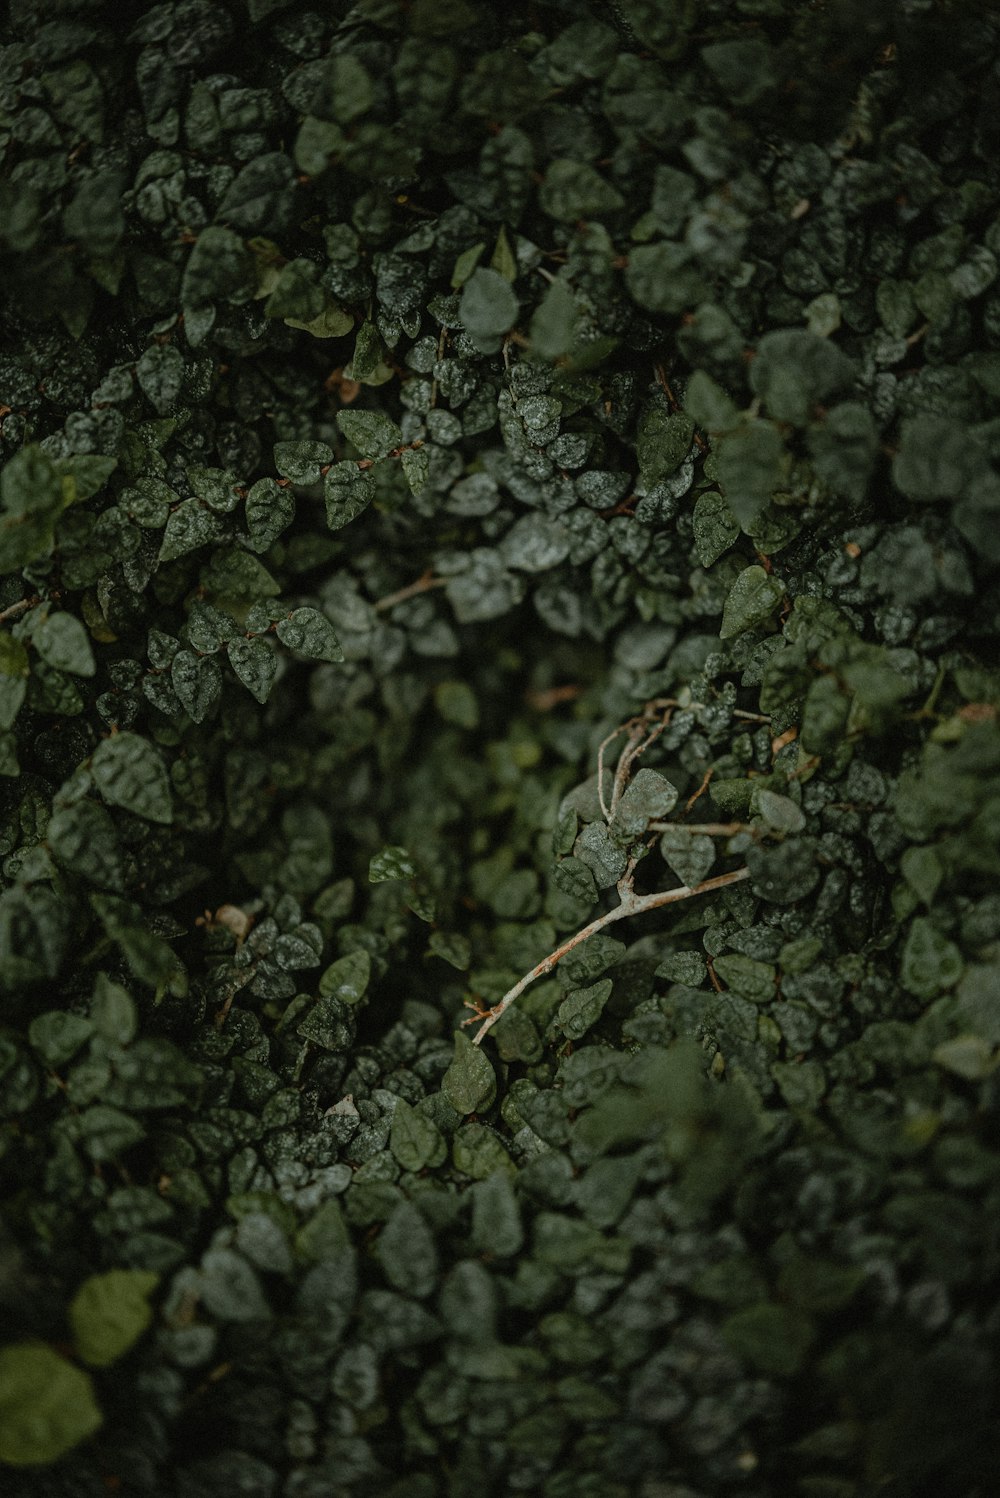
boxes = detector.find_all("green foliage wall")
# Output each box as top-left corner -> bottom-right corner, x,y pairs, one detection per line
1,0 -> 1000,1494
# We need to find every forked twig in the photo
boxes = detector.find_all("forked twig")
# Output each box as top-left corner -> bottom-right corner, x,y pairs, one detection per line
465,866 -> 750,1045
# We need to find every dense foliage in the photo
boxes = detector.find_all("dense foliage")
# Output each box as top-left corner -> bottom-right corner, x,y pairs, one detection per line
2,0 -> 999,1493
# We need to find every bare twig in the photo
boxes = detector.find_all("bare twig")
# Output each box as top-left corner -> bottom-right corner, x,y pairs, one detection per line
0,596 -> 37,624
374,570 -> 447,613
606,708 -> 673,821
649,820 -> 745,836
596,723 -> 628,820
465,865 -> 751,1044
685,767 -> 714,812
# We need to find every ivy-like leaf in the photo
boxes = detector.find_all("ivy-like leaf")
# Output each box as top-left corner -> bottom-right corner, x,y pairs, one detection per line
442,1031 -> 496,1115
720,565 -> 785,639
91,733 -> 173,824
171,649 -> 222,723
336,409 -> 402,461
0,1344 -> 102,1466
69,1270 -> 160,1368
159,500 -> 224,563
33,612 -> 96,677
227,636 -> 277,704
276,607 -> 344,662
369,846 -> 417,882
458,268 -> 519,352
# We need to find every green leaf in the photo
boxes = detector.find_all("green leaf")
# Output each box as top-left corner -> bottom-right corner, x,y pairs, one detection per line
318,950 -> 371,1005
442,1030 -> 496,1114
324,463 -> 376,529
529,278 -> 578,361
470,1170 -> 523,1256
806,402 -> 878,501
428,930 -> 472,970
337,408 -> 403,461
611,768 -> 679,843
800,674 -> 850,754
749,329 -> 855,425
227,636 -> 277,703
28,1011 -> 93,1067
450,241 -> 486,288
171,649 -> 222,723
0,445 -> 64,570
552,855 -> 599,905
637,408 -> 694,489
491,226 -> 518,282
716,420 -> 790,528
539,158 -> 624,222
136,344 -> 184,414
389,1097 -> 447,1171
0,1344 -> 102,1466
182,225 -> 257,307
90,975 -> 137,1045
892,415 -> 981,502
0,631 -> 29,731
931,1034 -> 997,1080
48,797 -> 125,888
91,894 -> 187,995
293,115 -> 345,176
69,1270 -> 160,1368
378,1201 -> 438,1298
712,953 -> 775,1004
723,1303 -> 815,1376
720,565 -> 784,639
574,821 -> 629,888
33,612 -> 96,677
91,733 -> 173,824
276,607 -> 344,662
901,916 -> 963,1000
693,489 -> 740,567
189,467 -> 241,514
245,477 -> 295,551
753,789 -> 806,835
702,36 -> 778,104
348,320 -> 390,382
317,53 -> 374,122
274,441 -> 334,485
659,826 -> 715,887
158,499 -> 224,563
401,446 -> 429,495
625,242 -> 705,315
67,1105 -> 146,1162
458,268 -> 519,351
369,846 -> 417,882
684,369 -> 739,431
297,993 -> 355,1051
556,979 -> 612,1041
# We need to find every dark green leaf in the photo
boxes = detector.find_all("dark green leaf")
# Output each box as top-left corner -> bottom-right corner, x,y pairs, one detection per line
91,733 -> 173,824
69,1270 -> 159,1368
458,268 -> 519,351
34,612 -> 96,677
336,410 -> 403,461
227,636 -> 277,703
0,1344 -> 102,1466
276,607 -> 344,662
442,1031 -> 496,1115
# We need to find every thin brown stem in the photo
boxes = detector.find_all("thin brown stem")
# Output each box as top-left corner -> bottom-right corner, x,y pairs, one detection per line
649,821 -> 745,836
0,596 -> 37,624
374,571 -> 447,613
685,767 -> 714,812
466,866 -> 751,1044
596,723 -> 629,820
